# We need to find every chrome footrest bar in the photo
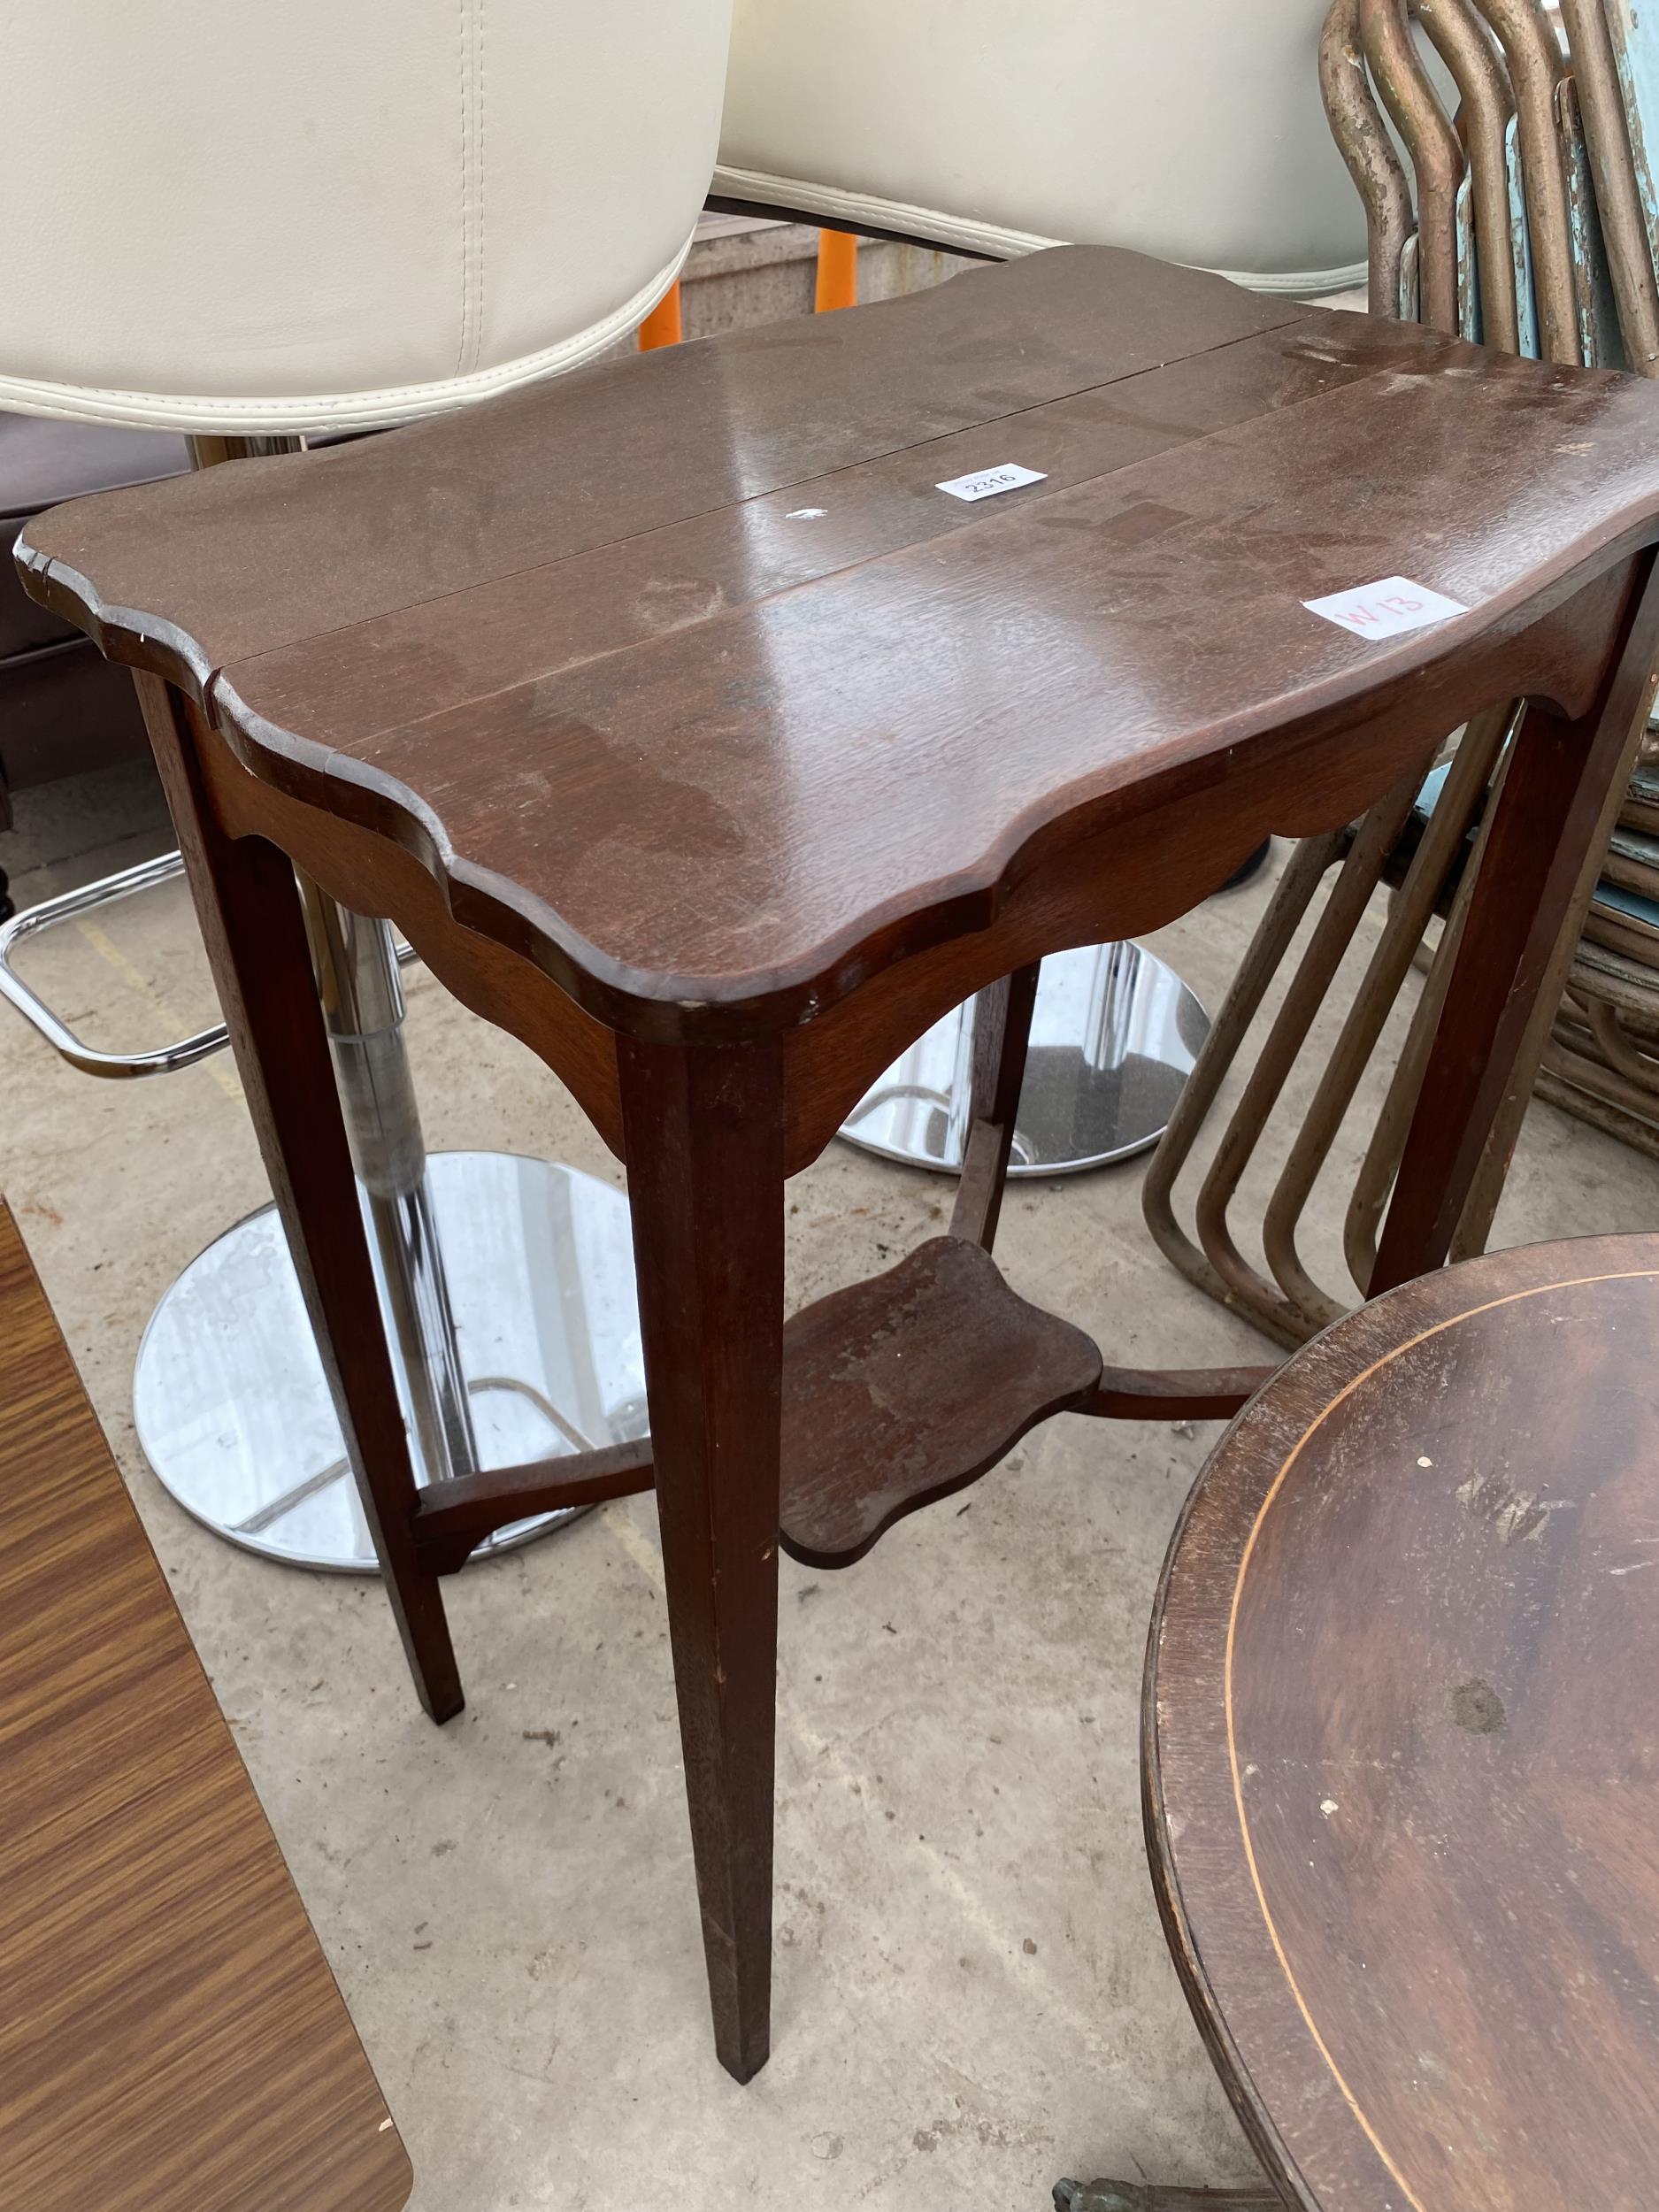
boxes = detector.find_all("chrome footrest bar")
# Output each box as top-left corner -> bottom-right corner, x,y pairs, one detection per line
0,848 -> 416,1079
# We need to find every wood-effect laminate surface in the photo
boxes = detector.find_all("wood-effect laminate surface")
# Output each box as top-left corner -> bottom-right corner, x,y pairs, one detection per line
1148,1233 -> 1659,2212
0,1202 -> 412,2212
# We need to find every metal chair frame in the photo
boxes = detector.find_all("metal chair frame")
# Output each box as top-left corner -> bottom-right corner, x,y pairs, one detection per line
1147,0 -> 1659,1346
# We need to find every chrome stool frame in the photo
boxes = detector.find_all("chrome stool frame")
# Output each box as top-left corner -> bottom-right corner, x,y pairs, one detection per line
839,941 -> 1210,1176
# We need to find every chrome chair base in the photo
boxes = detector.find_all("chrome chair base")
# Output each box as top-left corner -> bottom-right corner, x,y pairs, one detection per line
838,942 -> 1210,1175
133,1153 -> 647,1571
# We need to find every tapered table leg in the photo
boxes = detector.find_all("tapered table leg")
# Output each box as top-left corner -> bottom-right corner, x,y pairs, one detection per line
619,1033 -> 787,2083
949,962 -> 1041,1250
1373,557 -> 1659,1294
134,674 -> 463,1722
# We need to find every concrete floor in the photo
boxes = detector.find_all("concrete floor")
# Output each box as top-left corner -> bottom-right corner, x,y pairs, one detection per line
5,754 -> 1659,2212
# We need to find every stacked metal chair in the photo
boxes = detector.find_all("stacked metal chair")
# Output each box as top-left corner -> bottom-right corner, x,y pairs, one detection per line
1145,0 -> 1659,1348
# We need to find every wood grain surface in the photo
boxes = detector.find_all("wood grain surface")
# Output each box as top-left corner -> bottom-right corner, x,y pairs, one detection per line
22,247 -> 1659,1040
0,1202 -> 412,2212
778,1235 -> 1100,1567
1148,1232 -> 1659,2212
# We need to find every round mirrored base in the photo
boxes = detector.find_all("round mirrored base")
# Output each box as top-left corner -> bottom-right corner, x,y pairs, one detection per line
134,1153 -> 646,1572
838,942 -> 1210,1176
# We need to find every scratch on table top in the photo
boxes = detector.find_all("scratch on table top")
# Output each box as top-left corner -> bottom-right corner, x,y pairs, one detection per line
1456,1469 -> 1551,1546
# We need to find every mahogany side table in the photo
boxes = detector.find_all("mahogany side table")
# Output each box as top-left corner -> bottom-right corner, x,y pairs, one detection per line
1134,1232 -> 1659,2212
19,245 -> 1659,2081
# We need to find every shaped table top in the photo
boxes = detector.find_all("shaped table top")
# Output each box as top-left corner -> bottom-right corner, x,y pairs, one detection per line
19,247 -> 1659,1035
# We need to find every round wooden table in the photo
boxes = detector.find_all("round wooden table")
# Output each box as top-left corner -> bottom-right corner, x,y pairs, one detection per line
1134,1233 -> 1659,2212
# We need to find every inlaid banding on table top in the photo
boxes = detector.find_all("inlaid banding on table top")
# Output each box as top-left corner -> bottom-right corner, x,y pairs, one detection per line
1149,1233 -> 1659,2212
21,245 -> 1659,1040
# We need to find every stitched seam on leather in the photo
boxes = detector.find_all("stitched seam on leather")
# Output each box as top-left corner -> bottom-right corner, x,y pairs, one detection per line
457,0 -> 472,377
457,0 -> 486,377
474,0 -> 487,376
709,164 -> 1372,295
0,235 -> 692,426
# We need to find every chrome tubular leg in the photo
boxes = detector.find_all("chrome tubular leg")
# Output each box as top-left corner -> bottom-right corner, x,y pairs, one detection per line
298,882 -> 479,1484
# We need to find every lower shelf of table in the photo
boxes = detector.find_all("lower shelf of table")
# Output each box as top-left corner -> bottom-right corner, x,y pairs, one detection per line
411,1235 -> 1267,1575
778,1235 -> 1102,1565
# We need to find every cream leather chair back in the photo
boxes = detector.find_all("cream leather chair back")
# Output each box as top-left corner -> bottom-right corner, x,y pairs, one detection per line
716,0 -> 1364,295
0,0 -> 733,433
